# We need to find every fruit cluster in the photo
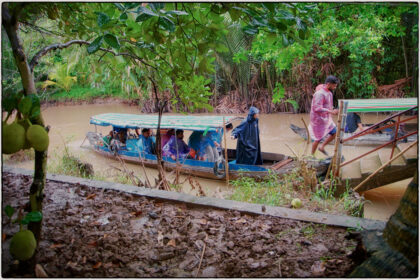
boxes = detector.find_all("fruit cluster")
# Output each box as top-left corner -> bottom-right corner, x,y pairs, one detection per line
2,93 -> 49,154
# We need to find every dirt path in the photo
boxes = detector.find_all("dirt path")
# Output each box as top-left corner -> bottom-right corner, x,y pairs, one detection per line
2,172 -> 359,277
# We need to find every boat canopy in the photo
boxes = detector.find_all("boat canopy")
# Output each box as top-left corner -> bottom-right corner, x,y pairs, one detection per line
339,98 -> 417,112
90,113 -> 241,131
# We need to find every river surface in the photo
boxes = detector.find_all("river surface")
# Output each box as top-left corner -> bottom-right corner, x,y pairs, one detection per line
6,103 -> 416,221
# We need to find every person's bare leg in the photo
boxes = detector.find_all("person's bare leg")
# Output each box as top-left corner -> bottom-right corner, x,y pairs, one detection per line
319,133 -> 336,154
311,140 -> 320,155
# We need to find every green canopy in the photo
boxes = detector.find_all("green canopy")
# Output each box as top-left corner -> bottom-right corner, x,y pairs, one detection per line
339,98 -> 417,112
90,113 -> 241,131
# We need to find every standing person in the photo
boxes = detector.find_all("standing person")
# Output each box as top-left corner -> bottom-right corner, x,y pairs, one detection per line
163,129 -> 190,160
231,106 -> 263,165
308,75 -> 339,156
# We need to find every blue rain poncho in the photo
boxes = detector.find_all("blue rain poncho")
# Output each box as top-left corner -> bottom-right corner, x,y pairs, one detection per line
136,135 -> 155,155
231,106 -> 263,165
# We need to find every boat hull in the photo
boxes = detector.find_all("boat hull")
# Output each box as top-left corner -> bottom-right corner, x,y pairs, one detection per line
90,143 -> 329,181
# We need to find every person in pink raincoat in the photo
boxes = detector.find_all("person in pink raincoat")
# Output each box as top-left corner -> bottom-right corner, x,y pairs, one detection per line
309,75 -> 339,156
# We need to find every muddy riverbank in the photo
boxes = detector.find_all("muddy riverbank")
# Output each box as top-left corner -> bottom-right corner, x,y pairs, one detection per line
2,171 -> 360,277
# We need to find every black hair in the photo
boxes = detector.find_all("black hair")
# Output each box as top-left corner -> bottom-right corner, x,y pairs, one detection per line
325,75 -> 339,84
176,129 -> 184,135
226,123 -> 233,129
142,128 -> 150,134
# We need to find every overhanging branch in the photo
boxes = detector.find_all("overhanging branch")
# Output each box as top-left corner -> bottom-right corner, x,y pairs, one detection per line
29,39 -> 156,72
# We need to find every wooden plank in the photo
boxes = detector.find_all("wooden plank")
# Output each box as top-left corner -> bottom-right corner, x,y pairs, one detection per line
341,160 -> 362,180
270,158 -> 293,170
397,142 -> 418,162
360,154 -> 382,176
378,149 -> 405,166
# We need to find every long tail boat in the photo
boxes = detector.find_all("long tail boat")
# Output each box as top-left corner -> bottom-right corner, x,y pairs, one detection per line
291,98 -> 418,146
85,113 -> 331,180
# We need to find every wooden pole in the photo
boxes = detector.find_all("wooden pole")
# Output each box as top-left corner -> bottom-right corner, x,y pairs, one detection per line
335,101 -> 347,177
352,140 -> 417,193
326,100 -> 345,179
223,117 -> 229,185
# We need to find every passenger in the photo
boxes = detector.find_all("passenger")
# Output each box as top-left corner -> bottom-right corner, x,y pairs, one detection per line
345,112 -> 364,133
163,129 -> 190,160
309,75 -> 339,156
102,131 -> 113,146
161,128 -> 175,149
136,128 -> 156,155
113,127 -> 127,144
188,131 -> 204,160
231,106 -> 263,165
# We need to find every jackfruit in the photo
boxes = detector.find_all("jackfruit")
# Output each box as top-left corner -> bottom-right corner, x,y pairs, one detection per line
2,122 -> 26,154
9,230 -> 37,261
17,119 -> 31,149
26,125 -> 49,152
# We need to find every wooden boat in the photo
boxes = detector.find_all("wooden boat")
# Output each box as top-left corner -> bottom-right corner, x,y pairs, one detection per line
86,113 -> 331,180
290,123 -> 417,146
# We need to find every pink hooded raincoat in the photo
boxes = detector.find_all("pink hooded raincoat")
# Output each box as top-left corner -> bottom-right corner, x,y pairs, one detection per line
308,86 -> 336,141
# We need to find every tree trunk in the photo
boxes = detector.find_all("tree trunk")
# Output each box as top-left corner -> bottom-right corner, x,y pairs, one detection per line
2,2 -> 48,268
349,171 -> 418,277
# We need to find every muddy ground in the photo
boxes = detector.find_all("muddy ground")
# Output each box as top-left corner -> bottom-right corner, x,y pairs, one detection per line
2,172 -> 360,277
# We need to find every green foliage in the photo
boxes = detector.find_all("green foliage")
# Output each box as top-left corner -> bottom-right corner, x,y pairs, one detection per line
174,75 -> 213,112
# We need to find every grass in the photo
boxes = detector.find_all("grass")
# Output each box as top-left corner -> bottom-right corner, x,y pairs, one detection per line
45,86 -> 137,102
229,164 -> 367,218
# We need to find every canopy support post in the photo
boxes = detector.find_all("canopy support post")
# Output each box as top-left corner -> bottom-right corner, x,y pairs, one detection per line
223,117 -> 229,185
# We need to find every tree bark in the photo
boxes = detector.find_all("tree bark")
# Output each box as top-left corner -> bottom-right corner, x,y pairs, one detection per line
349,170 -> 418,277
2,2 -> 48,268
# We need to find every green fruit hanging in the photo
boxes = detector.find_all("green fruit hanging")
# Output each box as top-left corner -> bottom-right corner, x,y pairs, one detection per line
17,119 -> 31,149
2,122 -> 26,154
26,124 -> 49,152
9,230 -> 37,261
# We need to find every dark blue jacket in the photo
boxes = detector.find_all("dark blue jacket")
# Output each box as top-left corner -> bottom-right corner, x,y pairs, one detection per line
232,107 -> 263,165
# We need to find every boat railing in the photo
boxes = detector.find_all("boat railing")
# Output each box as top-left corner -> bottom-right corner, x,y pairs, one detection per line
331,104 -> 418,177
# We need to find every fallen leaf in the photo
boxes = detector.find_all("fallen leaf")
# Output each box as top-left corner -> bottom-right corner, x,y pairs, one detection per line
103,234 -> 108,239
199,219 -> 207,225
86,193 -> 96,200
130,38 -> 136,42
35,264 -> 48,277
235,218 -> 246,224
157,231 -> 164,245
50,243 -> 64,249
103,262 -> 113,268
92,262 -> 102,269
66,261 -> 77,268
167,239 -> 176,247
82,256 -> 86,264
155,202 -> 164,208
97,208 -> 105,212
2,233 -> 6,241
87,241 -> 98,247
130,211 -> 142,217
311,261 -> 326,276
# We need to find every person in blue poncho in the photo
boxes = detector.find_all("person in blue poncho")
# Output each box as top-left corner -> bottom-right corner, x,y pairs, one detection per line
136,128 -> 156,155
231,106 -> 263,165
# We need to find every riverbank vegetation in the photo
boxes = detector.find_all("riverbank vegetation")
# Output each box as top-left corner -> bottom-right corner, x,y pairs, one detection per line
2,3 -> 417,114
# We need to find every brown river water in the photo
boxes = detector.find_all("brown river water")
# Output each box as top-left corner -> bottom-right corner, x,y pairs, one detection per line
5,103 -> 416,221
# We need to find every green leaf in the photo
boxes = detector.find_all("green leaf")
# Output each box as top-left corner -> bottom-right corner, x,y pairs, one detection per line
136,13 -> 154,22
262,3 -> 275,13
25,211 -> 43,222
243,25 -> 259,35
20,216 -> 30,225
4,205 -> 14,219
159,16 -> 175,32
299,29 -> 306,40
18,96 -> 32,116
120,12 -> 128,21
165,10 -> 188,16
87,36 -> 103,54
30,106 -> 41,120
228,7 -> 241,21
97,12 -> 110,27
2,94 -> 18,113
286,99 -> 298,111
137,6 -> 158,17
104,34 -> 120,49
150,3 -> 164,11
114,3 -> 125,11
